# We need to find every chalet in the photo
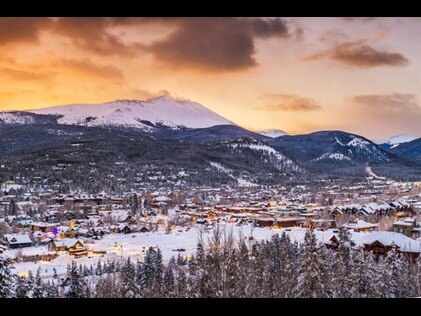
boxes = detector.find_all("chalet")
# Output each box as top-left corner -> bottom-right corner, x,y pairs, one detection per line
57,226 -> 76,239
139,226 -> 149,233
255,217 -> 275,227
50,239 -> 87,257
353,231 -> 421,259
118,223 -> 132,234
4,234 -> 33,249
44,210 -> 60,223
275,217 -> 305,228
342,220 -> 378,232
30,222 -> 57,233
393,218 -> 415,237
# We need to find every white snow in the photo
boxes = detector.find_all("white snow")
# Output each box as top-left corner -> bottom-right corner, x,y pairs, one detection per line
29,96 -> 233,130
315,153 -> 351,161
0,112 -> 35,124
7,225 -> 421,279
237,178 -> 259,187
209,162 -> 232,174
256,129 -> 287,138
347,137 -> 371,148
381,134 -> 417,149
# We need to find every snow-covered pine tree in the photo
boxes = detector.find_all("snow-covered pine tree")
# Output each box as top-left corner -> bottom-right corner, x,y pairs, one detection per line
295,230 -> 327,298
0,255 -> 16,298
163,257 -> 176,298
119,257 -> 138,298
32,267 -> 45,298
65,261 -> 85,298
45,280 -> 59,298
15,276 -> 30,298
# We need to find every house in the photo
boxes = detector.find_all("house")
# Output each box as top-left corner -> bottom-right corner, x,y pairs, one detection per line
352,231 -> 421,259
118,223 -> 132,234
57,226 -> 76,239
138,226 -> 149,233
255,217 -> 275,227
4,234 -> 33,249
30,222 -> 57,233
342,220 -> 378,232
393,218 -> 416,237
50,239 -> 87,257
275,217 -> 305,228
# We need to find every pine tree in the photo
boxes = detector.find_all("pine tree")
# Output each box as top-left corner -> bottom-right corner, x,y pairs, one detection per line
0,255 -> 15,298
65,261 -> 85,298
33,267 -> 45,298
295,230 -> 327,298
120,257 -> 138,297
163,258 -> 176,297
15,276 -> 30,298
96,260 -> 102,276
176,268 -> 187,298
45,280 -> 59,298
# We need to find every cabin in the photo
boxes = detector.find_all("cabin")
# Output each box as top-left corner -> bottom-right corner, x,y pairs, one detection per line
3,234 -> 33,249
50,239 -> 87,257
393,218 -> 415,237
342,220 -> 378,232
275,217 -> 305,228
353,231 -> 421,260
118,223 -> 132,234
30,222 -> 57,233
255,217 -> 275,227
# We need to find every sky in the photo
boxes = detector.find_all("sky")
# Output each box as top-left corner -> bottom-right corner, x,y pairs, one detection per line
1,17 -> 421,140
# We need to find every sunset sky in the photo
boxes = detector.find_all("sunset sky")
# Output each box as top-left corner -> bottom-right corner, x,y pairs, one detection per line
1,17 -> 421,140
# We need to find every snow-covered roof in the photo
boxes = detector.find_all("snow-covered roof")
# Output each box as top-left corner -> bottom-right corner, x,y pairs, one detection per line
4,234 -> 32,245
53,238 -> 83,248
351,231 -> 421,253
342,220 -> 378,230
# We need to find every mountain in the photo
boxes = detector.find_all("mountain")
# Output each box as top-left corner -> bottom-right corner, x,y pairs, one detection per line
389,137 -> 421,160
268,131 -> 396,176
256,129 -> 287,138
379,134 -> 417,150
26,96 -> 234,130
0,124 -> 304,189
161,125 -> 270,143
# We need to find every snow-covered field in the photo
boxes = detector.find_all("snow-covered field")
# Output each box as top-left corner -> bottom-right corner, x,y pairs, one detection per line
7,223 -> 291,278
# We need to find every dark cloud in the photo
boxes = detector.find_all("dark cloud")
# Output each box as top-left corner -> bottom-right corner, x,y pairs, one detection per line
258,94 -> 323,111
350,93 -> 420,112
59,58 -> 124,80
0,18 -> 49,46
148,18 -> 291,71
305,40 -> 409,68
0,17 -> 291,70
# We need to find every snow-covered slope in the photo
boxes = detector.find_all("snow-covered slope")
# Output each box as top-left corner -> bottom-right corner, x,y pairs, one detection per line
379,134 -> 417,150
257,129 -> 287,138
29,96 -> 234,130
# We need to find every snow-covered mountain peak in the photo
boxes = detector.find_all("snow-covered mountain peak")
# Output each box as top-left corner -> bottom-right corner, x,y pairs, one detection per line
380,134 -> 417,149
28,96 -> 234,130
256,129 -> 287,138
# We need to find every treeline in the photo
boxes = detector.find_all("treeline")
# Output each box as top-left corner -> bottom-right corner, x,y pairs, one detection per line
1,228 -> 421,298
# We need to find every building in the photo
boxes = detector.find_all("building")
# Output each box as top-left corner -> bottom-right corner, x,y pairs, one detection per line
393,218 -> 415,237
50,239 -> 87,257
342,220 -> 378,232
3,234 -> 33,249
